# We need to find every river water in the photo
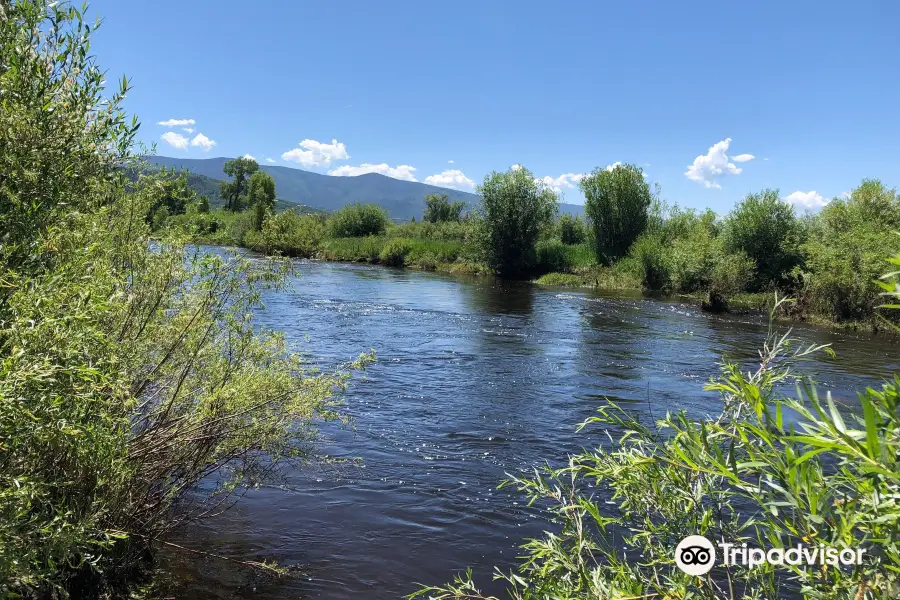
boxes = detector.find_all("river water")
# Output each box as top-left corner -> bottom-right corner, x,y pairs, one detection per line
159,257 -> 898,599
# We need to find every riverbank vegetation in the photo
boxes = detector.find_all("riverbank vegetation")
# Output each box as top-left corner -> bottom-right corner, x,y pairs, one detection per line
163,156 -> 899,329
413,282 -> 900,599
0,2 -> 370,596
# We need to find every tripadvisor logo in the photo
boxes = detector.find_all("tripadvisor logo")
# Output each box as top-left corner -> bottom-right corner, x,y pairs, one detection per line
675,535 -> 716,576
674,535 -> 867,575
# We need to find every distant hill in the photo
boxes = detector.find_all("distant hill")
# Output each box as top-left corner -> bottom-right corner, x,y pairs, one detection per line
144,156 -> 585,220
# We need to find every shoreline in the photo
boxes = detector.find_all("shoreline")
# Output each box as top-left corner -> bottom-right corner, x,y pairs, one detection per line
188,238 -> 893,337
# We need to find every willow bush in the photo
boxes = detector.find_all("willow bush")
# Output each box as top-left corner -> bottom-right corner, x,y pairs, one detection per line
580,164 -> 653,265
414,268 -> 900,599
473,166 -> 558,277
723,190 -> 804,291
0,2 -> 372,596
328,203 -> 390,238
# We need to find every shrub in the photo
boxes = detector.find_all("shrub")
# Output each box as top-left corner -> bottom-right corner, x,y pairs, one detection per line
244,211 -> 326,258
558,214 -> 588,245
379,238 -> 414,267
580,163 -> 653,264
0,5 -> 372,596
151,205 -> 169,231
535,239 -> 571,273
706,250 -> 756,311
328,203 -> 390,238
474,166 -> 558,277
723,189 -> 803,290
0,1 -> 138,272
225,210 -> 255,245
628,232 -> 671,292
799,181 -> 900,322
802,227 -> 896,322
667,231 -> 719,293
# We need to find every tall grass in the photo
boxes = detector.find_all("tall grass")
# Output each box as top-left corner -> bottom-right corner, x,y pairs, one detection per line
321,236 -> 463,268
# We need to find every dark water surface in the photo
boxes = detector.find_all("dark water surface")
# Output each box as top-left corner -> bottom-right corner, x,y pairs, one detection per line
160,258 -> 897,599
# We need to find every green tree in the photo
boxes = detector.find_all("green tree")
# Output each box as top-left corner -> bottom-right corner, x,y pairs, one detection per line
423,193 -> 466,223
197,195 -> 211,213
248,171 -> 277,231
144,169 -> 197,222
723,189 -> 803,290
474,166 -> 558,277
580,163 -> 652,264
801,180 -> 900,321
220,156 -> 259,212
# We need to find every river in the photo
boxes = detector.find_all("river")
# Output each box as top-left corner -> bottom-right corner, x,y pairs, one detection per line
158,256 -> 898,599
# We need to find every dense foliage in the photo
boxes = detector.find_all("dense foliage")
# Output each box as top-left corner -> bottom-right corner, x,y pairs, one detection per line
800,181 -> 900,322
0,2 -> 371,596
473,166 -> 558,277
423,193 -> 466,223
220,156 -> 259,211
328,202 -> 390,238
580,163 -> 653,264
723,189 -> 805,290
248,170 -> 277,230
557,214 -> 588,245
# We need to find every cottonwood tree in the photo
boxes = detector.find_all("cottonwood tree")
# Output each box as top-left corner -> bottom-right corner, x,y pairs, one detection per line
220,156 -> 259,211
248,171 -> 277,230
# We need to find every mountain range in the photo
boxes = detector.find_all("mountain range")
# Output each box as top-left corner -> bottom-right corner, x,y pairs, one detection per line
145,156 -> 585,221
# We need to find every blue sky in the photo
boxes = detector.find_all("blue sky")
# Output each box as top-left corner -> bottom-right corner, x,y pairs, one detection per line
88,0 -> 898,211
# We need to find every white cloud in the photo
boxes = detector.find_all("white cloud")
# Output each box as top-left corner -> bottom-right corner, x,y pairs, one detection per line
183,127 -> 194,134
840,191 -> 851,199
158,118 -> 196,128
537,172 -> 585,192
782,190 -> 829,210
160,131 -> 189,150
328,163 -> 417,182
511,164 -> 524,171
243,153 -> 256,160
281,138 -> 349,167
424,169 -> 475,190
190,133 -> 216,151
448,159 -> 455,164
266,158 -> 276,163
684,138 -> 744,189
604,161 -> 623,171
732,153 -> 755,163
